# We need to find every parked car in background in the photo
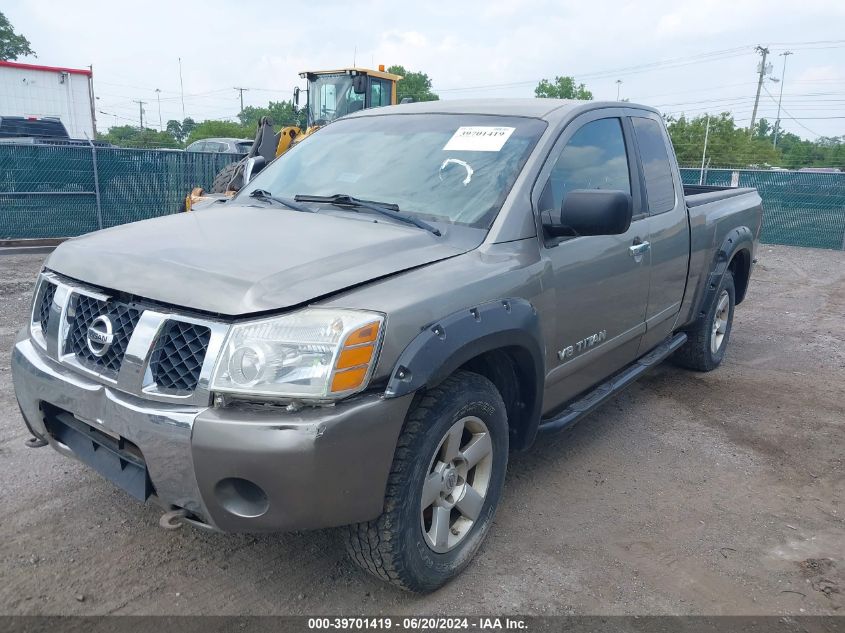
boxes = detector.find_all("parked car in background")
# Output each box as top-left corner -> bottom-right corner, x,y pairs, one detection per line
186,138 -> 252,154
0,115 -> 111,147
0,115 -> 69,139
797,167 -> 842,173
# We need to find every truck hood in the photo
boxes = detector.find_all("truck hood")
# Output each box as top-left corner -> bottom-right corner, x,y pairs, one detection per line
46,205 -> 483,316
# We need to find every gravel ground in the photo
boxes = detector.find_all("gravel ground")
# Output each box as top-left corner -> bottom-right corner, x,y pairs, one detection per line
0,244 -> 842,616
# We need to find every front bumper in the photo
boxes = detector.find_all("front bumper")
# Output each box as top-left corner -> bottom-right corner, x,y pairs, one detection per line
12,333 -> 413,532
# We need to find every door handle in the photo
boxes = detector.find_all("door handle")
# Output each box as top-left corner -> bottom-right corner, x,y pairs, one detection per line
629,239 -> 650,261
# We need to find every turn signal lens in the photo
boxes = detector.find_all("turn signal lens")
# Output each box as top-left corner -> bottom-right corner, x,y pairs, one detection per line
336,343 -> 375,369
330,367 -> 368,393
345,322 -> 380,345
329,321 -> 383,394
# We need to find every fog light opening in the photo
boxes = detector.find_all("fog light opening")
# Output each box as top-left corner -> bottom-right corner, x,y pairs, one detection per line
214,477 -> 269,518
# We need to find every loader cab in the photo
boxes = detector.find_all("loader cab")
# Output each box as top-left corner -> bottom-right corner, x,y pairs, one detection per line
298,67 -> 403,128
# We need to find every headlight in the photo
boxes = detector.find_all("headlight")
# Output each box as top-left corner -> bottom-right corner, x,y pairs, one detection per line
210,309 -> 384,400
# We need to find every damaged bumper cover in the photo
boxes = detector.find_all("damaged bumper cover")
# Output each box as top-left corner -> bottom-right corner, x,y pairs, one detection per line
12,334 -> 413,532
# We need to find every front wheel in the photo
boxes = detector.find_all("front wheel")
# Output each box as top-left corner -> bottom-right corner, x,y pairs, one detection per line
344,371 -> 508,592
673,271 -> 736,371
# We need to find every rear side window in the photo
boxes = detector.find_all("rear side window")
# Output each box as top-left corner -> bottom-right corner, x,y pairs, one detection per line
540,118 -> 631,213
632,117 -> 676,214
370,78 -> 391,107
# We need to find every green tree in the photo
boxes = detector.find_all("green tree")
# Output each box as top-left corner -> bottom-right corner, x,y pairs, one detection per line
165,117 -> 197,144
534,76 -> 592,100
185,120 -> 250,145
238,100 -> 305,131
166,119 -> 184,142
98,125 -> 180,149
181,117 -> 196,139
387,65 -> 439,102
0,11 -> 35,60
665,113 -> 779,167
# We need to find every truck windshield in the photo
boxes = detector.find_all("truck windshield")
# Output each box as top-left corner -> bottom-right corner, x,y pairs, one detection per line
239,114 -> 547,229
308,74 -> 365,125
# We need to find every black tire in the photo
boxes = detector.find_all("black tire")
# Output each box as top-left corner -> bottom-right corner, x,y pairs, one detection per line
673,271 -> 736,371
344,371 -> 508,592
210,161 -> 241,194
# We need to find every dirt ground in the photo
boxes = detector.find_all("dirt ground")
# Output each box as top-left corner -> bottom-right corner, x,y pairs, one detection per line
0,244 -> 842,616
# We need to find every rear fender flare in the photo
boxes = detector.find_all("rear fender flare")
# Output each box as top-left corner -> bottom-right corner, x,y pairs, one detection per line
695,226 -> 754,320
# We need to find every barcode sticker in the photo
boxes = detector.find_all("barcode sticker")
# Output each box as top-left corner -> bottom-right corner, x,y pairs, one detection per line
443,126 -> 515,152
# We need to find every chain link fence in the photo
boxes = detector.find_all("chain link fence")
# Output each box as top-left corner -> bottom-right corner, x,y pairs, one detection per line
679,167 -> 845,250
0,142 -> 239,240
1,144 -> 844,250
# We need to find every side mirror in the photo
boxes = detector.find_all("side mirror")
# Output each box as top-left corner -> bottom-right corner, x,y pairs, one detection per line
242,156 -> 267,186
543,190 -> 632,238
352,74 -> 367,94
293,86 -> 300,108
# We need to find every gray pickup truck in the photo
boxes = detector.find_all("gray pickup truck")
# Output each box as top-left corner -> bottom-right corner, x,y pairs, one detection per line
13,99 -> 762,592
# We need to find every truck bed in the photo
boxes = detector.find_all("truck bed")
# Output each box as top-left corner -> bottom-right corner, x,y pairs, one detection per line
684,184 -> 757,207
677,184 -> 763,329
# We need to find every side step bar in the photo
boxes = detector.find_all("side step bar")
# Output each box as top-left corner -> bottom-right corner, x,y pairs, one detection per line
537,332 -> 688,436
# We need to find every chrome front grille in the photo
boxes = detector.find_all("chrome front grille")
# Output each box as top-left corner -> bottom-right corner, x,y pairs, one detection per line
66,294 -> 141,378
30,272 -> 228,406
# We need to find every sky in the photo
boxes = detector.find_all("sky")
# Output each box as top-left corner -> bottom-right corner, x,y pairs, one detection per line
5,0 -> 845,141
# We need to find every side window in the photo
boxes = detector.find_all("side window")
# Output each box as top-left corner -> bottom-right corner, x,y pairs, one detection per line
540,118 -> 631,213
632,117 -> 676,214
370,78 -> 391,108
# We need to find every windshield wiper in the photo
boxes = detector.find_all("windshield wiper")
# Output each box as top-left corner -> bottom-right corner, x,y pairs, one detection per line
293,194 -> 442,237
247,189 -> 314,213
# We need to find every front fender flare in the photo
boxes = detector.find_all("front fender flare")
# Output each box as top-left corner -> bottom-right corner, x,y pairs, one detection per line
384,298 -> 545,441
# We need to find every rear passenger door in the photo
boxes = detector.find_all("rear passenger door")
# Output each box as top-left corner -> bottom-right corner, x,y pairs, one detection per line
629,114 -> 689,352
535,110 -> 651,410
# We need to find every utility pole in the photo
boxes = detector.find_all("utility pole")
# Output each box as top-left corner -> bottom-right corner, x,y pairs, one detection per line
155,89 -> 163,131
234,87 -> 249,113
699,114 -> 711,185
615,79 -> 622,101
749,45 -> 770,135
178,57 -> 186,120
773,51 -> 793,148
133,100 -> 147,129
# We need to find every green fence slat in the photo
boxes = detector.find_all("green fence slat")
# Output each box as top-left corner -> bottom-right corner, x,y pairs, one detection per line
681,168 -> 845,250
0,144 -> 239,239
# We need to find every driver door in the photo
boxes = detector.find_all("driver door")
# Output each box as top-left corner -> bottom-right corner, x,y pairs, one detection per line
536,111 -> 651,410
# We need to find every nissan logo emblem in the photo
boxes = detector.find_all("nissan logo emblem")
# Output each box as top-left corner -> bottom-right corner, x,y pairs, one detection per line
86,315 -> 115,357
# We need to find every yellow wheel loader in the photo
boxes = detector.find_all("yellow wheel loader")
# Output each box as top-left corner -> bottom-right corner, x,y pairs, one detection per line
185,66 -> 403,210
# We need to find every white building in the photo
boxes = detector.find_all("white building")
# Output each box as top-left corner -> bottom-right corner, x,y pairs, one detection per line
0,60 -> 96,139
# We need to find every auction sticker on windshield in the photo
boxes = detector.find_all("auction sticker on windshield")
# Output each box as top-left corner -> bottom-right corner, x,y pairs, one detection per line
443,126 -> 515,152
